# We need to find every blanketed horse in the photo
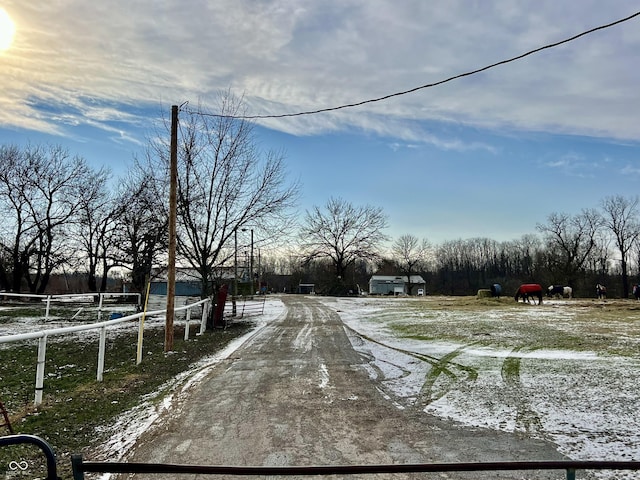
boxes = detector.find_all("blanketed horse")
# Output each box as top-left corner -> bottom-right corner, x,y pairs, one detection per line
547,285 -> 564,298
547,285 -> 572,298
515,284 -> 543,304
596,284 -> 607,299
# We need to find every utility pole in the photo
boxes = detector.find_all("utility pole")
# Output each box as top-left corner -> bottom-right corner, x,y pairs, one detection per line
165,104 -> 178,352
257,248 -> 261,294
233,228 -> 238,316
250,229 -> 254,295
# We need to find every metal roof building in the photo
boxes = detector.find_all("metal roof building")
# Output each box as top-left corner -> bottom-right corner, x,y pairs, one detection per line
368,275 -> 426,296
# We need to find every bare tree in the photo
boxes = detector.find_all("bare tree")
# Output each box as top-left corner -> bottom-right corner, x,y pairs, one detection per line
585,230 -> 613,280
149,94 -> 299,298
299,197 -> 388,282
0,144 -> 29,291
391,234 -> 431,295
74,167 -> 120,292
111,166 -> 169,294
0,144 -> 93,293
536,209 -> 603,288
633,237 -> 640,281
514,234 -> 542,279
600,195 -> 640,298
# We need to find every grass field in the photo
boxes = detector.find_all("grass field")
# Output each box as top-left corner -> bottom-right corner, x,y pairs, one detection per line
0,298 -> 255,479
2,294 -> 639,480
317,295 -> 640,479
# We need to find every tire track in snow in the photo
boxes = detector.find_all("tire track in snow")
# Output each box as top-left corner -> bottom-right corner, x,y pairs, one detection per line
501,347 -> 544,435
343,324 -> 478,409
416,344 -> 479,407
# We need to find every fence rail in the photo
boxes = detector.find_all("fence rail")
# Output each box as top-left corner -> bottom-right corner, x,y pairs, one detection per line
0,291 -> 143,321
69,457 -> 640,480
0,297 -> 210,405
224,295 -> 266,323
1,434 -> 636,480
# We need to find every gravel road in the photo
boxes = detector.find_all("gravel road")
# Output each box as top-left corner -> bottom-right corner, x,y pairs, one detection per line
121,295 -> 574,479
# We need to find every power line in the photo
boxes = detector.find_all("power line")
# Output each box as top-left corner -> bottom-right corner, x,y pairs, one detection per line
187,9 -> 640,120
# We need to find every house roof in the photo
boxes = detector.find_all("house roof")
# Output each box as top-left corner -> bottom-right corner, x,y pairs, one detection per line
150,266 -> 235,282
369,275 -> 425,284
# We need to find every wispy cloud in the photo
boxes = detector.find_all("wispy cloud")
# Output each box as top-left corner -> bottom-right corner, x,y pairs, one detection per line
620,164 -> 640,176
2,0 -> 640,145
544,153 -> 590,177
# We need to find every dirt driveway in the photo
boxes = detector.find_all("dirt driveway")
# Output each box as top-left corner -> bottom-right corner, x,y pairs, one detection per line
121,295 -> 571,479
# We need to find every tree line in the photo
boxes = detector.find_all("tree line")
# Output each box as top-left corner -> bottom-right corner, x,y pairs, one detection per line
293,196 -> 640,299
1,93 -> 638,300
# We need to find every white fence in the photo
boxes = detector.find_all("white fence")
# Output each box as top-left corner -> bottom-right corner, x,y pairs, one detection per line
0,295 -> 211,406
0,292 -> 143,321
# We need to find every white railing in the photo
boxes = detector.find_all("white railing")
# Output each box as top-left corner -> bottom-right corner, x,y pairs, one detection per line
0,298 -> 210,406
0,292 -> 143,321
224,295 -> 266,318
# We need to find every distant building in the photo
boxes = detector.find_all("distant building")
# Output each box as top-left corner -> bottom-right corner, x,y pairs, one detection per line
297,283 -> 315,294
139,267 -> 235,297
368,275 -> 426,296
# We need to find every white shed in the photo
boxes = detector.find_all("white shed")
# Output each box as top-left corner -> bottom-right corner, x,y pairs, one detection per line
368,275 -> 426,295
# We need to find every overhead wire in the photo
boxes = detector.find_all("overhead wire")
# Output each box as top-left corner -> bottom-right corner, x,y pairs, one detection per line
186,9 -> 640,120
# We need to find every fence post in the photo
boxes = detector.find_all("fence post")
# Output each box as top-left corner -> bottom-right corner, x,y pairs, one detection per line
199,300 -> 209,335
71,454 -> 85,480
184,309 -> 192,340
97,293 -> 104,321
97,325 -> 106,381
35,335 -> 48,406
136,315 -> 145,365
45,296 -> 51,321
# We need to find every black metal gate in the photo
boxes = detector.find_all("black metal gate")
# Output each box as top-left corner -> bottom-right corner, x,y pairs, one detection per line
3,434 -> 640,480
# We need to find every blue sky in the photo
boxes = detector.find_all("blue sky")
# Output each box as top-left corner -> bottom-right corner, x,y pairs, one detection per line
1,1 -> 639,245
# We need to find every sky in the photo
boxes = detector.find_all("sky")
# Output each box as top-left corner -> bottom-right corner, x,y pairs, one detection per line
1,1 -> 640,245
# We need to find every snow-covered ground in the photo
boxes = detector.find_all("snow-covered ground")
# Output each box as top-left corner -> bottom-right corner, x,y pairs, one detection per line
4,294 -> 638,479
315,295 -> 640,480
92,293 -> 640,480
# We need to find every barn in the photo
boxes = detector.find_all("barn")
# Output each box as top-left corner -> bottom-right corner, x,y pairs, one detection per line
368,275 -> 426,296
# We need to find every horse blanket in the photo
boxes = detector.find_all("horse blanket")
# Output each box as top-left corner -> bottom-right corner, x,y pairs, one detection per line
515,284 -> 543,304
547,285 -> 564,297
549,285 -> 572,298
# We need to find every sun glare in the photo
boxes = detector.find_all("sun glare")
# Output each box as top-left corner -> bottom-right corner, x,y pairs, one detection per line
0,8 -> 16,52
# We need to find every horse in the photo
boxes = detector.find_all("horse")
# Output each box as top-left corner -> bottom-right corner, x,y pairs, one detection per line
547,285 -> 564,298
596,284 -> 607,299
515,284 -> 543,304
633,284 -> 640,300
548,285 -> 572,299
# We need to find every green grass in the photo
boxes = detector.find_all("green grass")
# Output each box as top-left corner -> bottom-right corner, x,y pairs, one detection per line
0,310 -> 253,479
366,296 -> 640,357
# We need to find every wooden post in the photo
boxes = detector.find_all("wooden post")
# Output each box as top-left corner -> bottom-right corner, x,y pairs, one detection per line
165,105 -> 178,352
250,229 -> 254,295
232,228 -> 238,316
